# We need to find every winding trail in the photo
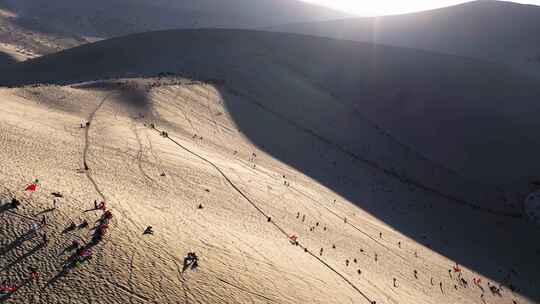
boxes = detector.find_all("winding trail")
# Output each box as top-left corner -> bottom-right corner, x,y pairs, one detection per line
82,94 -> 112,201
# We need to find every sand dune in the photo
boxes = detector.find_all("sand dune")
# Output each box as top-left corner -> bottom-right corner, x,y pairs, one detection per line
1,28 -> 539,304
268,0 -> 540,79
1,77 -> 539,304
0,0 -> 348,54
2,29 -> 539,199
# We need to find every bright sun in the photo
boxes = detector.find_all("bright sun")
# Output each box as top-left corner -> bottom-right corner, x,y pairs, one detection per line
300,0 -> 538,16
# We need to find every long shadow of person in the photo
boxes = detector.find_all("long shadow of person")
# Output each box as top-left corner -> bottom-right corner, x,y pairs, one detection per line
0,279 -> 30,303
0,230 -> 37,257
1,242 -> 46,272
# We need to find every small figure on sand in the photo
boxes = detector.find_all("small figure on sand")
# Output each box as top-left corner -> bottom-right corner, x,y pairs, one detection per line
66,221 -> 77,232
79,219 -> 89,229
288,234 -> 298,245
28,267 -> 39,281
489,284 -> 502,296
97,201 -> 107,210
143,226 -> 154,235
182,252 -> 199,271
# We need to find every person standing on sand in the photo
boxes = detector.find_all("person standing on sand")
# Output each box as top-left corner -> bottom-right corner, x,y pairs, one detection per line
28,267 -> 39,281
30,223 -> 39,235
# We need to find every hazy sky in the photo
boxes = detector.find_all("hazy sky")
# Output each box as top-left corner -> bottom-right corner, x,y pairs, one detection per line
300,0 -> 540,16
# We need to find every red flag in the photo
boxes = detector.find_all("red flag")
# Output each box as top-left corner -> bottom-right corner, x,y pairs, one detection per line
25,183 -> 38,192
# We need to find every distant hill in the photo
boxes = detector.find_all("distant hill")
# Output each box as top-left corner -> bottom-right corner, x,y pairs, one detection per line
268,0 -> 540,78
3,29 -> 539,206
0,0 -> 349,54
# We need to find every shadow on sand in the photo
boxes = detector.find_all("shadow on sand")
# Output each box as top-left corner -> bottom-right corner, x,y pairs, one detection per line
0,51 -> 16,69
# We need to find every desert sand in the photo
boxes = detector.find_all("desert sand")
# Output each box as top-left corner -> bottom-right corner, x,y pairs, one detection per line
1,29 -> 539,304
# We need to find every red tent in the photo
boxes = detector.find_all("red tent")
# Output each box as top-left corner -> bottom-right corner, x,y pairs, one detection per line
25,183 -> 38,192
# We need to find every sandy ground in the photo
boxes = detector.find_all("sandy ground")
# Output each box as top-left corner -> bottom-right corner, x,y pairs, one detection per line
0,80 -> 538,304
0,42 -> 36,62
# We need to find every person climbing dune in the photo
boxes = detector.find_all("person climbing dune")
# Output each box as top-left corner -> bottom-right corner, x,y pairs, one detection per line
79,219 -> 89,229
182,252 -> 199,272
143,226 -> 154,235
28,267 -> 39,282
